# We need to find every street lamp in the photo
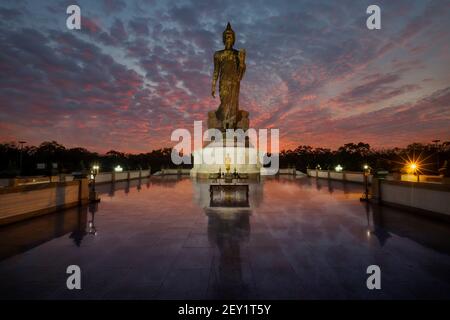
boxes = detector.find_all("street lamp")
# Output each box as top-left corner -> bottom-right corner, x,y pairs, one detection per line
361,164 -> 371,201
91,164 -> 99,191
408,162 -> 419,182
18,141 -> 26,176
114,165 -> 123,172
90,164 -> 100,202
335,164 -> 343,172
432,139 -> 440,173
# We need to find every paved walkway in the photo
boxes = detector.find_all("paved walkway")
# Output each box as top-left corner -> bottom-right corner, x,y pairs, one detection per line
1,177 -> 450,299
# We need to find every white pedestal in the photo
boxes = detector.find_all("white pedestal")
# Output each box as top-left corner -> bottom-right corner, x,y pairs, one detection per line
190,139 -> 262,178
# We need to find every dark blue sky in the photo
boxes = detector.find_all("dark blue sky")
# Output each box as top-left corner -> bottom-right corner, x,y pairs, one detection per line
0,0 -> 449,152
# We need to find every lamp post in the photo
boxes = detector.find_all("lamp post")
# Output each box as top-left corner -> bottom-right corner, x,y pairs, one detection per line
432,139 -> 440,173
18,141 -> 26,176
90,164 -> 100,202
409,162 -> 419,182
92,164 -> 99,192
361,164 -> 371,201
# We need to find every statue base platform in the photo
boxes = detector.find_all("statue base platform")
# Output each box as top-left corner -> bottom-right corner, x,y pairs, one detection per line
190,138 -> 262,179
209,183 -> 249,208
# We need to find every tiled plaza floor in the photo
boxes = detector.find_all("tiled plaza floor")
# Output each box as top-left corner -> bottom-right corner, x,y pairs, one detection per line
1,177 -> 450,299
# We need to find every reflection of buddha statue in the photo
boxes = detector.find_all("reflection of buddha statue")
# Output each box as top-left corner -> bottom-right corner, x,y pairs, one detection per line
206,210 -> 251,298
209,22 -> 249,131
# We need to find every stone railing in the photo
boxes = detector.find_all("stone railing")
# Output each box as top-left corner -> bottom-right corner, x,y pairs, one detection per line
159,168 -> 192,175
400,174 -> 443,183
95,169 -> 151,184
95,169 -> 151,183
0,178 -> 89,225
307,169 -> 372,184
4,174 -> 75,187
1,169 -> 151,188
371,178 -> 450,216
278,168 -> 302,176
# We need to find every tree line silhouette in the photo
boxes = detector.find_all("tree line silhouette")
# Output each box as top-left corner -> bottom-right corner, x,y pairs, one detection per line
0,140 -> 449,177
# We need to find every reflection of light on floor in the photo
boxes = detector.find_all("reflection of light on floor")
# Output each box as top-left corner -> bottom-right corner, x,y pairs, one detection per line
2,177 -> 450,299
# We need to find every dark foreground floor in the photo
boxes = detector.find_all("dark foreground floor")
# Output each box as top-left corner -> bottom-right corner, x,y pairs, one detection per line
1,176 -> 450,299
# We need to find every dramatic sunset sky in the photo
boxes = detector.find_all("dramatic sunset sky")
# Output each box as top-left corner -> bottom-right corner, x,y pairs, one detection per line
0,0 -> 449,153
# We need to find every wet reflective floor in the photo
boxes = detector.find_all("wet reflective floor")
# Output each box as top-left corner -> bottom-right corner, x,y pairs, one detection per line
1,176 -> 450,299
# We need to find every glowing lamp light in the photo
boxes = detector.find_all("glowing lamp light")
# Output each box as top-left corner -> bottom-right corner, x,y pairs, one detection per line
363,164 -> 369,170
92,164 -> 100,171
406,161 -> 419,175
335,165 -> 343,172
114,165 -> 123,172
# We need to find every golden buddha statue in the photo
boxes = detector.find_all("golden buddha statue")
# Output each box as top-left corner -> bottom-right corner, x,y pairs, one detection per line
208,22 -> 249,131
